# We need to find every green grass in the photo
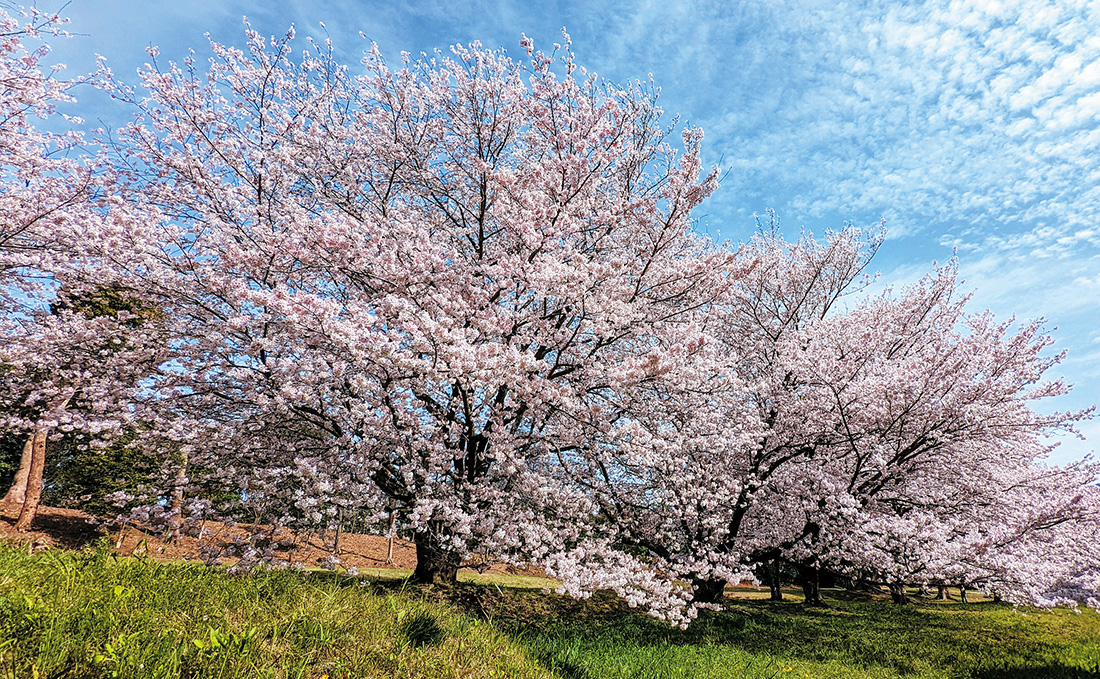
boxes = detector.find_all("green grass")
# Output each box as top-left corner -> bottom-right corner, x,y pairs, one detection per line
0,543 -> 551,678
503,590 -> 1100,679
2,542 -> 1099,678
357,567 -> 558,590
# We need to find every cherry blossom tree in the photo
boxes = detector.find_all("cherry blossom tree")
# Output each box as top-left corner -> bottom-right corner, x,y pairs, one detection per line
0,281 -> 166,528
0,6 -> 100,299
562,224 -> 1096,613
0,7 -> 149,530
553,226 -> 882,606
773,263 -> 1092,603
4,6 -> 1097,624
87,26 -> 740,604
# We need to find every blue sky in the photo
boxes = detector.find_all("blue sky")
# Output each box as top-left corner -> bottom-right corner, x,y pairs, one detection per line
36,0 -> 1100,463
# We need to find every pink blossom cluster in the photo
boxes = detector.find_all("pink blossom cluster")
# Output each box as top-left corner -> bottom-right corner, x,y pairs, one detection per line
1,11 -> 1097,627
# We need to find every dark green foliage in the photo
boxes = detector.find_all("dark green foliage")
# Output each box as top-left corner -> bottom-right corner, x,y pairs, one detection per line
0,430 -> 23,491
0,283 -> 167,514
42,430 -> 161,516
50,282 -> 162,327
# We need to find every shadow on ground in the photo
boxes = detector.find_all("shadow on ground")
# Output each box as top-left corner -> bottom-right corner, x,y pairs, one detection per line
0,504 -> 106,550
971,667 -> 1100,679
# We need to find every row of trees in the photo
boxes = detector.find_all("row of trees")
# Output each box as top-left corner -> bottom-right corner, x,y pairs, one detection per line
1,9 -> 1098,626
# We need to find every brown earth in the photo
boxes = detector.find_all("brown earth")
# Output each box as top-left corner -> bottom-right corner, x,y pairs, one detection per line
0,501 -> 541,577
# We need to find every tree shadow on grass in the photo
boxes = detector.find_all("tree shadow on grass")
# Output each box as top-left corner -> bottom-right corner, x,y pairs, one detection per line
971,666 -> 1100,679
429,585 -> 1099,679
279,576 -> 1099,679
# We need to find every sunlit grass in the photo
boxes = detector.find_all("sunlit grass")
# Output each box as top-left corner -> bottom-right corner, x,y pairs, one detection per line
2,542 -> 1099,678
356,567 -> 558,590
0,543 -> 551,678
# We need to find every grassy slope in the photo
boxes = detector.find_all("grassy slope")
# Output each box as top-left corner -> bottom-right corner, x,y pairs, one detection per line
0,544 -> 549,679
1,544 -> 1098,679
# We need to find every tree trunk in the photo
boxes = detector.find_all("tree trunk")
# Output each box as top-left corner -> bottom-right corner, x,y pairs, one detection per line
2,434 -> 34,505
167,453 -> 187,545
691,577 -> 728,604
333,506 -> 343,556
767,561 -> 784,601
889,583 -> 910,605
385,511 -> 396,565
411,521 -> 460,585
14,430 -> 47,532
936,585 -> 952,600
799,565 -> 827,607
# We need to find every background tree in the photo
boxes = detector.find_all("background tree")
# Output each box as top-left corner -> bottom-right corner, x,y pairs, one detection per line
0,283 -> 165,529
554,225 -> 880,607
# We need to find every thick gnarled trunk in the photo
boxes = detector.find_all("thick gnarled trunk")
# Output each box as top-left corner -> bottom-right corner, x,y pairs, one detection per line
799,565 -> 827,607
411,521 -> 461,585
889,583 -> 909,605
766,560 -> 784,601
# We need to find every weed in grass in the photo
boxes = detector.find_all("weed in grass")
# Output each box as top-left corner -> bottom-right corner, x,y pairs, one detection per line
400,612 -> 447,648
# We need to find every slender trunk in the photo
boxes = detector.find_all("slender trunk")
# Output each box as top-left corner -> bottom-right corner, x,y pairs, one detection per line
385,511 -> 396,565
14,430 -> 48,531
170,453 -> 187,512
765,559 -> 783,603
691,577 -> 728,604
799,565 -> 827,607
889,583 -> 910,605
333,506 -> 343,556
936,585 -> 952,601
168,454 -> 187,545
958,585 -> 968,604
411,521 -> 460,585
2,434 -> 34,505
114,519 -> 128,549
12,393 -> 72,531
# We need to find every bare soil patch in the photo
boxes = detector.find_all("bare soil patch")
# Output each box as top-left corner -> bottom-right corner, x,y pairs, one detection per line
0,501 -> 541,577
